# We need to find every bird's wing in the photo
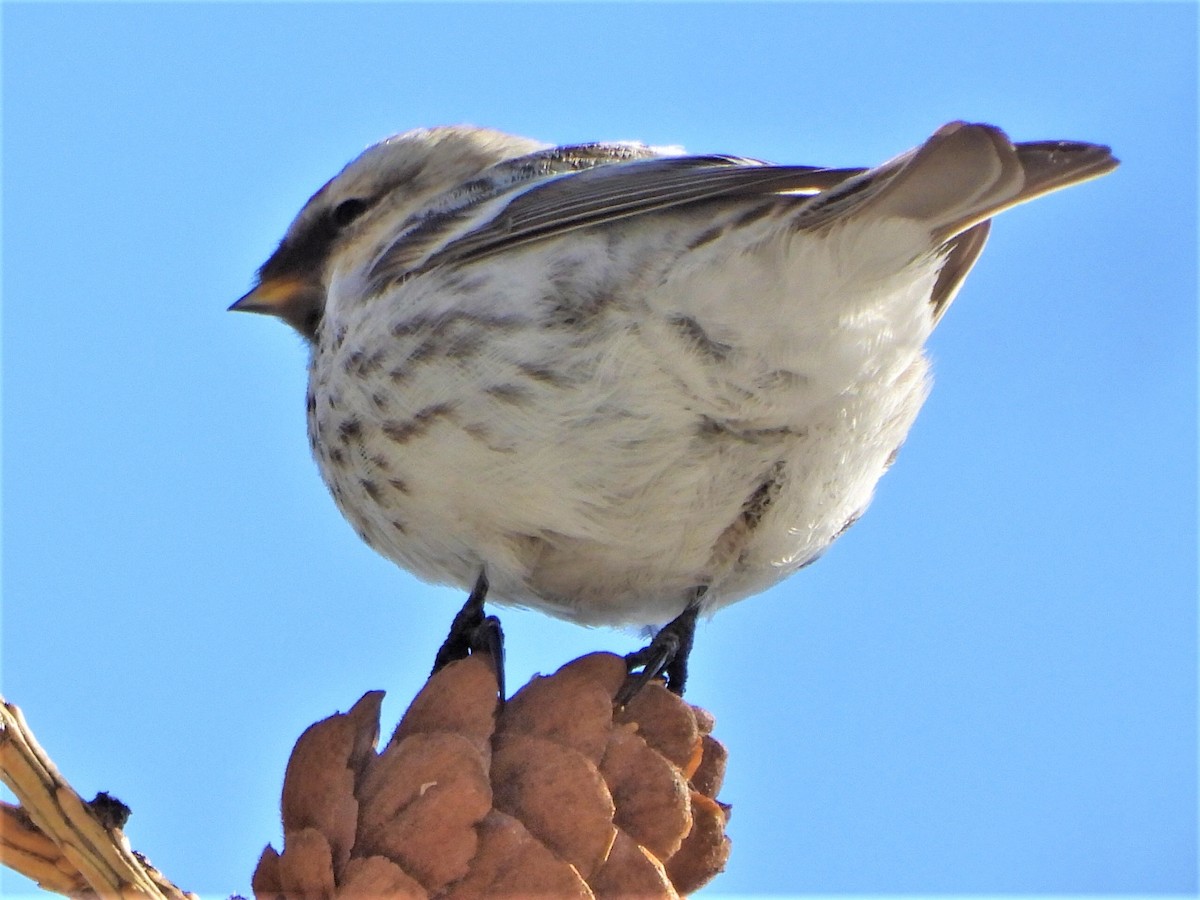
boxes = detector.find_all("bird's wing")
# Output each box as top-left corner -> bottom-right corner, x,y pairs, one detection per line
368,124 -> 1117,317
367,151 -> 864,290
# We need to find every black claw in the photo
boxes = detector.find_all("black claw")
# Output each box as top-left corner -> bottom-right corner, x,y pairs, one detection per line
616,590 -> 703,707
432,572 -> 506,700
475,613 -> 505,702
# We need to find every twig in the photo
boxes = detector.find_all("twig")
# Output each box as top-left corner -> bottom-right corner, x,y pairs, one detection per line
0,694 -> 195,899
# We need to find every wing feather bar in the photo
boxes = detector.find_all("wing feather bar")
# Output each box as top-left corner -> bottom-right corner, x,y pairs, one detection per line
416,158 -> 865,272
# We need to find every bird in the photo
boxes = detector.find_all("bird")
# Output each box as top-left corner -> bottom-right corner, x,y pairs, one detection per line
232,121 -> 1117,699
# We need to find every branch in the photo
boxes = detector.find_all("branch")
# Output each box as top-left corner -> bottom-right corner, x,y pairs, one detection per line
0,695 -> 195,898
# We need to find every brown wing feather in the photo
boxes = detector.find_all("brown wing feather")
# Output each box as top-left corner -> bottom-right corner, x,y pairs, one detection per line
371,156 -> 866,284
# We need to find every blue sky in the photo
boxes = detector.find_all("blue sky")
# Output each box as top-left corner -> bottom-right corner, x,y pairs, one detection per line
2,3 -> 1195,897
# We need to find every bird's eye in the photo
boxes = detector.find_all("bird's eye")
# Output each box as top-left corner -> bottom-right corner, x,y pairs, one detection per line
332,197 -> 369,227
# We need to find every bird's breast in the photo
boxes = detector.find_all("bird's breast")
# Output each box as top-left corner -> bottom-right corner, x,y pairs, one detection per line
303,219 -> 942,624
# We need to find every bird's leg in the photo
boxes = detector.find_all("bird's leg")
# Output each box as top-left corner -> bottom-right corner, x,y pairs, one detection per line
617,587 -> 706,706
432,571 -> 506,700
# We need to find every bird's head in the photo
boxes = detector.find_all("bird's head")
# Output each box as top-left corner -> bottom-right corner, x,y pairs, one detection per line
231,125 -> 543,340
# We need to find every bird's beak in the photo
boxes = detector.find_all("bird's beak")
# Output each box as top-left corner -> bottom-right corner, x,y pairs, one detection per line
229,276 -> 309,317
230,275 -> 324,339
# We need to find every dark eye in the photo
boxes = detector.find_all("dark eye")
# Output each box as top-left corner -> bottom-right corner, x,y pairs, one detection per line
332,197 -> 369,227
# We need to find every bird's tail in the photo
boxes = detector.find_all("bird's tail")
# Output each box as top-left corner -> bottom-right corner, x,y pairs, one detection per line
800,121 -> 1118,242
797,121 -> 1118,322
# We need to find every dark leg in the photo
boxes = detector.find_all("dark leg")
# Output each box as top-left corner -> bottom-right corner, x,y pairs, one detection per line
432,571 -> 506,700
616,587 -> 705,706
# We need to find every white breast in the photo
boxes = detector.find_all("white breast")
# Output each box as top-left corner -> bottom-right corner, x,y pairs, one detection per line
308,212 -> 943,626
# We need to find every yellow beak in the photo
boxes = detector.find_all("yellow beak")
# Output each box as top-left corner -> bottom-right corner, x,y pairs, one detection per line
229,276 -> 310,315
229,275 -> 324,339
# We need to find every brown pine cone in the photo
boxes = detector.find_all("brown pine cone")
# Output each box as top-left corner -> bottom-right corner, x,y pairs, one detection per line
252,653 -> 730,898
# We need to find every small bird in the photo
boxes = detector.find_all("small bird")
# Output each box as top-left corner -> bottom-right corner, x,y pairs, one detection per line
233,122 -> 1116,698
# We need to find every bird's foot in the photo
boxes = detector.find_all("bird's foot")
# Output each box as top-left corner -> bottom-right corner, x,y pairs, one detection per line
432,572 -> 506,701
616,590 -> 704,707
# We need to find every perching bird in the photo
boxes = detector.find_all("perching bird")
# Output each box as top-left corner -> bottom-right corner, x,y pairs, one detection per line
232,121 -> 1117,698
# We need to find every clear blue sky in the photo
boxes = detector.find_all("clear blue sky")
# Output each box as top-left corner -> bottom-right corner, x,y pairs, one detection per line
3,3 -> 1195,897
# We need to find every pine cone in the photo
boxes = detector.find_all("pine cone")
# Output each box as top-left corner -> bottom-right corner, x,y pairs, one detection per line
252,652 -> 731,898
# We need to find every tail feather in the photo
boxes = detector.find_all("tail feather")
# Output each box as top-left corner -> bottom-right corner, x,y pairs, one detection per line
929,220 -> 991,325
793,121 -> 1117,323
797,121 -> 1118,243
